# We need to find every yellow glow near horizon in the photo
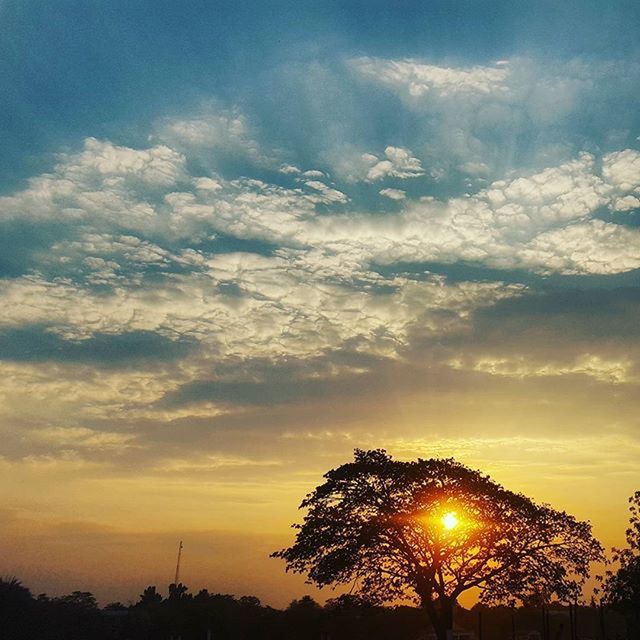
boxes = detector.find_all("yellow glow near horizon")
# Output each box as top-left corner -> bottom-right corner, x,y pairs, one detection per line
442,512 -> 459,530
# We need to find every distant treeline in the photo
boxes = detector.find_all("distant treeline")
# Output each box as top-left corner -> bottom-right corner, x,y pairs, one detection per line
0,577 -> 631,640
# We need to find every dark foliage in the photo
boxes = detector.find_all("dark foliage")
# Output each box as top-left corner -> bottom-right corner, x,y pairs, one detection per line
0,577 -> 632,640
0,579 -> 110,640
602,491 -> 640,638
273,450 -> 604,640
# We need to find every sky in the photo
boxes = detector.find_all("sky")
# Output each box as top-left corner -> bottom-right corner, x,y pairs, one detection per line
1,0 -> 640,608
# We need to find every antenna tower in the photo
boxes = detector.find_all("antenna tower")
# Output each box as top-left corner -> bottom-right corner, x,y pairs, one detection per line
174,540 -> 183,584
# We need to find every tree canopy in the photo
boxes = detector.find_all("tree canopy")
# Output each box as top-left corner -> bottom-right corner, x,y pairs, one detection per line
603,490 -> 640,635
273,449 -> 603,640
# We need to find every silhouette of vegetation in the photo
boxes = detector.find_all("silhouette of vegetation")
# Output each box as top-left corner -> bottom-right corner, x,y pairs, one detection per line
0,577 -> 633,639
602,490 -> 640,638
273,449 -> 604,640
1,473 -> 634,639
0,577 -> 38,640
0,577 -> 110,640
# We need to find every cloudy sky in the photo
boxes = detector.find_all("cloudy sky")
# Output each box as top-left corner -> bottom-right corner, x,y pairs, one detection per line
1,0 -> 640,606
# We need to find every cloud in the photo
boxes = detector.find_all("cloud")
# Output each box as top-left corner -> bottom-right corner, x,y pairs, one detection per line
331,146 -> 425,183
448,353 -> 634,385
327,151 -> 640,275
70,138 -> 187,187
0,138 -> 186,232
303,180 -> 348,203
428,285 -> 640,388
379,188 -> 406,200
350,57 -> 511,98
363,146 -> 425,181
151,105 -> 273,167
348,56 -> 640,182
0,327 -> 195,366
0,62 -> 638,476
602,148 -> 640,193
0,124 -> 638,421
28,426 -> 136,452
521,219 -> 640,275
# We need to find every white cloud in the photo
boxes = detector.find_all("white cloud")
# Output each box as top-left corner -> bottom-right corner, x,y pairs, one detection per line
379,188 -> 406,200
330,146 -> 425,183
151,105 -> 270,166
71,138 -> 186,186
304,180 -> 348,203
521,220 -> 640,275
302,170 -> 325,179
602,148 -> 640,192
365,146 -> 425,181
348,56 -> 640,183
2,54 -> 640,528
0,138 -> 186,229
194,176 -> 223,192
350,57 -> 510,98
0,96 -> 638,440
0,255 -> 519,362
305,151 -> 640,275
278,164 -> 301,175
448,353 -> 635,385
0,259 -> 521,428
613,195 -> 640,211
2,128 -> 639,282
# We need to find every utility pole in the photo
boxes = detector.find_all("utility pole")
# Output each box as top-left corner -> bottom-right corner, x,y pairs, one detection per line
174,540 -> 183,584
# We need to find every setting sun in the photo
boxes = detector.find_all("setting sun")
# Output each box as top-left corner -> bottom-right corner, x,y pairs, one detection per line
442,512 -> 459,530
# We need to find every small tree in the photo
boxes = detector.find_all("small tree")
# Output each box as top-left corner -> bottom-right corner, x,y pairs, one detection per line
602,491 -> 640,638
273,449 -> 603,640
138,585 -> 163,606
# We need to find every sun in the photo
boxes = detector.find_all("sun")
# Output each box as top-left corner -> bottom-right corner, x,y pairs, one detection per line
441,512 -> 459,530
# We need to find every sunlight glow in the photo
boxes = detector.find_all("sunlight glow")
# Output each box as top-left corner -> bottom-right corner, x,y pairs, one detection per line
442,512 -> 459,530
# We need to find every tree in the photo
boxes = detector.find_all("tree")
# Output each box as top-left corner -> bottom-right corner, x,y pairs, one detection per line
284,595 -> 324,638
0,577 -> 38,640
55,591 -> 98,609
602,490 -> 640,638
138,585 -> 163,606
239,595 -> 262,607
273,449 -> 603,640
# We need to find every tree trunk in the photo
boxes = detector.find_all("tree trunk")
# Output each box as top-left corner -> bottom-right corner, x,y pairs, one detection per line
424,597 -> 454,640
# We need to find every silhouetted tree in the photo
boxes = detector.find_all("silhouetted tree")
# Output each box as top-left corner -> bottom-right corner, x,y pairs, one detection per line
285,596 -> 324,639
324,593 -> 374,612
43,589 -> 107,640
138,585 -> 163,606
273,449 -> 604,640
168,582 -> 190,601
239,594 -> 261,607
56,590 -> 98,609
603,490 -> 640,638
0,577 -> 38,640
0,575 -> 632,640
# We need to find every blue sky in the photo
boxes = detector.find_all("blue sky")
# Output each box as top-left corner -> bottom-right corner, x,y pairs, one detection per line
1,0 -> 640,605
3,0 -> 639,184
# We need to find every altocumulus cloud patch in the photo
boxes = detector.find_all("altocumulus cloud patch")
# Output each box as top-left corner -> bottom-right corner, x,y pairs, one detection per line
0,53 -> 638,460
